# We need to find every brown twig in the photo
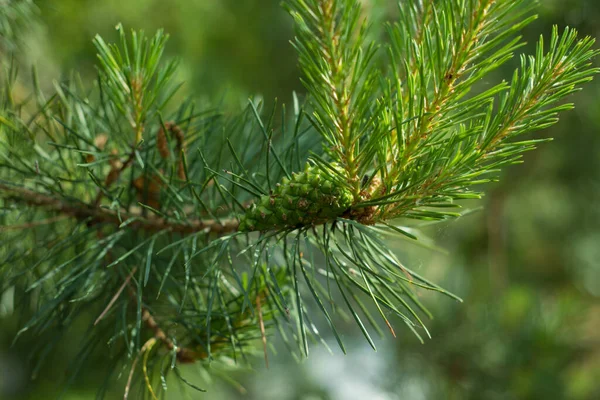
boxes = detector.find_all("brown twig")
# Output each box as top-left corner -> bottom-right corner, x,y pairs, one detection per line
140,307 -> 199,364
94,267 -> 138,326
123,347 -> 141,400
117,271 -> 201,364
0,183 -> 240,235
256,294 -> 269,369
0,215 -> 68,232
122,337 -> 159,400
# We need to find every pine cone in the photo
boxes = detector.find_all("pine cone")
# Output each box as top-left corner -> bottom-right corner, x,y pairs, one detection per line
239,164 -> 354,231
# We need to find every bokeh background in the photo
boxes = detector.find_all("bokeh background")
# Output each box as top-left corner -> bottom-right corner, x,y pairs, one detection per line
1,0 -> 600,399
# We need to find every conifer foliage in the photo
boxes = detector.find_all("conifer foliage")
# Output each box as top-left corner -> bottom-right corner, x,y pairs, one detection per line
0,0 -> 598,396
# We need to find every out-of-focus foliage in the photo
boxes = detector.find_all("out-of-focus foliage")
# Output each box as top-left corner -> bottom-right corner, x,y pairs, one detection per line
0,0 -> 37,54
30,0 -> 302,105
1,1 -> 600,399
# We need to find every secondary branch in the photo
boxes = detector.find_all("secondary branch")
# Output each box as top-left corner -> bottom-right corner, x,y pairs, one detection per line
0,183 -> 239,235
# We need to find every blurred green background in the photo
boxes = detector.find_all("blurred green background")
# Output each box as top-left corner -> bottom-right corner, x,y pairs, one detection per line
1,0 -> 600,399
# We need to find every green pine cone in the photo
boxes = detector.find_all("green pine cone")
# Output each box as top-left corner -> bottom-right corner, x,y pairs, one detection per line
239,164 -> 354,231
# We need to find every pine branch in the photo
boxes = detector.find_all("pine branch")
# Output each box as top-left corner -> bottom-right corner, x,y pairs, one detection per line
93,24 -> 177,144
287,0 -> 381,195
0,183 -> 240,234
1,1 -> 598,397
381,0 -> 536,195
377,26 -> 599,221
